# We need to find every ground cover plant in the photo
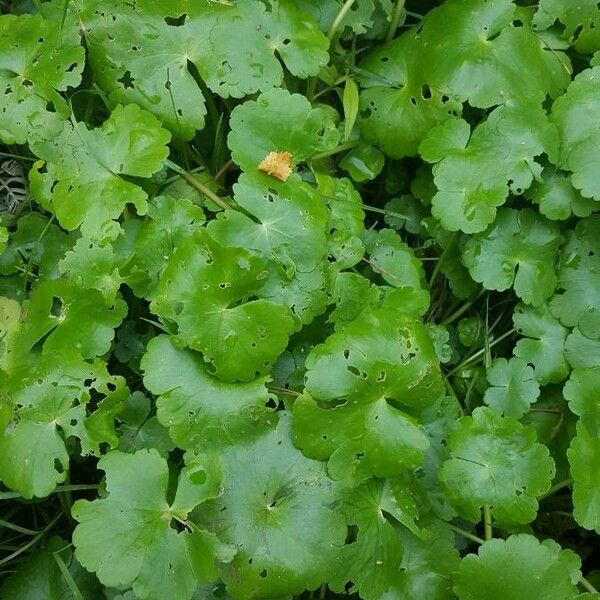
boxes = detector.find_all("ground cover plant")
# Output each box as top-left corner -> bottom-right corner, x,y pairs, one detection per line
0,0 -> 599,598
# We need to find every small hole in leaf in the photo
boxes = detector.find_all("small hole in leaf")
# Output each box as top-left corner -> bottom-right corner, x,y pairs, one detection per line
118,70 -> 135,89
46,101 -> 56,112
347,365 -> 360,376
282,38 -> 291,45
70,419 -> 77,426
380,56 -> 389,63
54,459 -> 64,474
50,296 -> 63,318
259,569 -> 267,578
164,13 -> 187,26
421,84 -> 431,99
410,96 -> 417,106
512,19 -> 523,27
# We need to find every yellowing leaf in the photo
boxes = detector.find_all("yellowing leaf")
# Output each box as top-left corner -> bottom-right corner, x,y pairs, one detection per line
258,150 -> 294,181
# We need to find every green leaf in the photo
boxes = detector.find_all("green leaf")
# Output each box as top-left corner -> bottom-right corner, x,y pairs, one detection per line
513,303 -> 570,384
420,0 -> 570,108
417,396 -> 463,521
0,353 -> 127,498
208,172 -> 329,325
59,237 -> 122,302
461,208 -> 562,306
454,534 -> 582,600
534,0 -> 600,53
297,0 -> 383,36
117,391 -> 174,457
198,415 -> 346,599
315,173 -> 366,272
526,167 -> 597,221
328,272 -> 380,328
383,195 -> 427,235
340,144 -> 385,182
0,11 -> 84,145
77,0 -> 329,139
550,216 -> 600,337
566,327 -> 600,369
440,407 -> 555,525
151,229 -> 295,382
382,521 -> 460,600
293,306 -> 444,479
141,335 -> 273,450
0,213 -> 73,279
329,478 -> 412,599
568,422 -> 600,533
116,195 -> 205,299
564,368 -> 600,434
422,107 -> 559,233
358,31 -> 462,158
30,104 -> 171,238
483,357 -> 540,419
2,279 -> 126,367
343,78 -> 360,141
73,450 -> 233,600
364,228 -> 426,291
0,226 -> 7,254
0,538 -> 102,600
552,67 -> 600,200
228,88 -> 339,173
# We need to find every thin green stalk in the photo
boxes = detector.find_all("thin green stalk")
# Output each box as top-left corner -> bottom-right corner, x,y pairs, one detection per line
441,298 -> 477,326
0,513 -> 62,567
0,152 -> 36,162
386,0 -> 406,42
483,505 -> 493,541
319,584 -> 327,600
448,523 -> 484,545
165,159 -> 232,211
0,484 -> 98,501
540,478 -> 573,500
446,328 -> 516,377
312,141 -> 359,161
328,0 -> 356,40
579,577 -> 599,594
54,552 -> 85,600
0,519 -> 40,536
428,233 -> 457,291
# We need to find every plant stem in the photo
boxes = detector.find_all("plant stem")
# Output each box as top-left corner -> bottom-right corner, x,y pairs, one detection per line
386,0 -> 406,42
0,519 -> 41,536
441,298 -> 477,326
446,328 -> 516,377
580,577 -> 599,594
165,159 -> 232,211
0,512 -> 62,566
214,159 -> 233,181
312,141 -> 359,161
428,233 -> 457,291
0,151 -> 36,162
268,385 -> 302,397
0,484 -> 98,501
328,0 -> 356,40
448,523 -> 484,545
540,478 -> 573,500
483,505 -> 493,541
